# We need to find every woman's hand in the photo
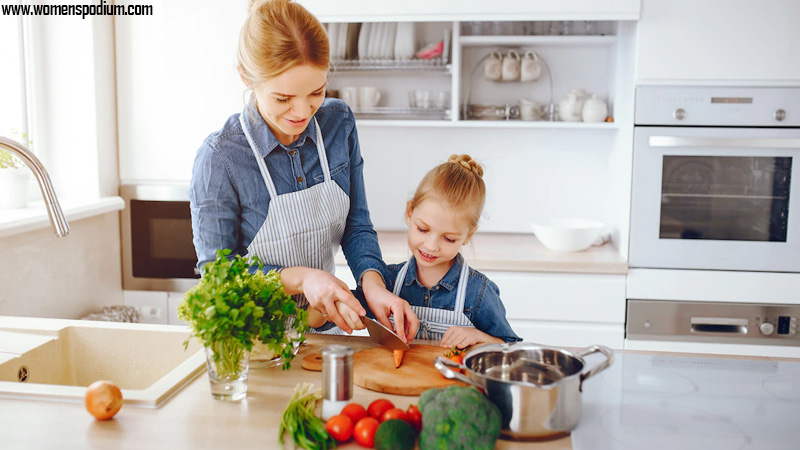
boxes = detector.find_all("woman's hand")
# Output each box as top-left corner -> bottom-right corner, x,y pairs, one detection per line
281,267 -> 366,334
440,327 -> 502,349
361,271 -> 419,343
335,302 -> 366,331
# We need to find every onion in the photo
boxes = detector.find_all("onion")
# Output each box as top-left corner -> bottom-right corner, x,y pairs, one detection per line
85,380 -> 123,420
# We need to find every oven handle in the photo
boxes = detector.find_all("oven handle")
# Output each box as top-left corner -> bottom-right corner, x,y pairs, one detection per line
649,136 -> 800,149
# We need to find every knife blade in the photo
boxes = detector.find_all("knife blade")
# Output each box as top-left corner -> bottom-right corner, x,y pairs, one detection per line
361,316 -> 410,350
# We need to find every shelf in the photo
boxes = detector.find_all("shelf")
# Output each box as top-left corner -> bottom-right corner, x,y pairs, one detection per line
356,119 -> 619,129
459,35 -> 617,47
353,107 -> 450,120
332,59 -> 451,74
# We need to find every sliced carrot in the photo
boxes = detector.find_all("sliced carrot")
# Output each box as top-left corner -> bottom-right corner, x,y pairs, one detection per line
393,349 -> 405,368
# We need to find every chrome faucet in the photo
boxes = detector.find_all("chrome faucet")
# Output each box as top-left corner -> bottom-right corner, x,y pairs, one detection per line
0,136 -> 69,237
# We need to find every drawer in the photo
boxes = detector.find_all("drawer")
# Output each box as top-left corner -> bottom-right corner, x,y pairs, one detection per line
484,271 -> 626,323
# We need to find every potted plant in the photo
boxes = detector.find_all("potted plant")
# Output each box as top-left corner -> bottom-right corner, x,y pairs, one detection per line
0,133 -> 31,209
178,249 -> 308,401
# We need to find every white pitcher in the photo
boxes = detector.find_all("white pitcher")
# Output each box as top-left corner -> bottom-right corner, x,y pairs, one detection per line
558,89 -> 589,122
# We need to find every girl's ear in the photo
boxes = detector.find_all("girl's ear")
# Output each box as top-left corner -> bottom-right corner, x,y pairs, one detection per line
238,69 -> 252,89
405,202 -> 413,225
463,227 -> 478,246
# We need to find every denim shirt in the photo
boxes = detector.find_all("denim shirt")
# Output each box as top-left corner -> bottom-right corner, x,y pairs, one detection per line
189,98 -> 389,284
385,254 -> 522,343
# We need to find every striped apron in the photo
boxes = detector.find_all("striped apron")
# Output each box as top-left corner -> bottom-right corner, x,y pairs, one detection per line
392,259 -> 475,341
239,112 -> 349,325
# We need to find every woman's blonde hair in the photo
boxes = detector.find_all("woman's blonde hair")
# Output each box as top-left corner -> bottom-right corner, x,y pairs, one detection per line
238,0 -> 329,87
408,154 -> 486,231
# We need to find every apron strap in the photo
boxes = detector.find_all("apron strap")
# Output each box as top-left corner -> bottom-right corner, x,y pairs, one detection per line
453,261 -> 470,313
239,110 -> 278,199
313,118 -> 332,183
393,260 -> 410,296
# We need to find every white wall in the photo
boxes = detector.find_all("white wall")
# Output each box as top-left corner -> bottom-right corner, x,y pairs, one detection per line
0,213 -> 123,319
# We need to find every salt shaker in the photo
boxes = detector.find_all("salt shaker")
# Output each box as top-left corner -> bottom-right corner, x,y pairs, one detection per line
321,344 -> 354,421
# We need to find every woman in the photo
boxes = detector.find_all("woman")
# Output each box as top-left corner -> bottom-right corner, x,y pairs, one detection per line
189,0 -> 418,341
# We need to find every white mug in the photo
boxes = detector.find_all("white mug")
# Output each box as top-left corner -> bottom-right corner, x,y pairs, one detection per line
501,50 -> 521,81
520,51 -> 543,82
359,86 -> 381,108
484,51 -> 503,81
341,86 -> 359,107
519,99 -> 544,121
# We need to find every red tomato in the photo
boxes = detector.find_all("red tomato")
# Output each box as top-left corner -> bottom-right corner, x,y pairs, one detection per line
353,417 -> 380,448
325,414 -> 353,442
381,407 -> 408,423
340,402 -> 368,425
406,404 -> 422,433
367,398 -> 395,420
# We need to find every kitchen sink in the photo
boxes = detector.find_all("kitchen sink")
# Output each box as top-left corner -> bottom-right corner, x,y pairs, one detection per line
0,317 -> 205,407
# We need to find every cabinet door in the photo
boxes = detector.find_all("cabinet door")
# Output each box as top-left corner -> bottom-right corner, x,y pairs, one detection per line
483,271 -> 626,323
637,0 -> 800,83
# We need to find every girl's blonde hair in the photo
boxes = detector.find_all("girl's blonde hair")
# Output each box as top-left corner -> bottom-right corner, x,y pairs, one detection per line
238,0 -> 329,87
408,154 -> 486,231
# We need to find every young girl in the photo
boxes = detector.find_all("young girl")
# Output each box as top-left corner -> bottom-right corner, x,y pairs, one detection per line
389,154 -> 521,348
324,155 -> 521,347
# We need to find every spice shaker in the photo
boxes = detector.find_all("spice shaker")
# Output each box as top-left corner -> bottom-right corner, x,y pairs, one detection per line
321,344 -> 354,420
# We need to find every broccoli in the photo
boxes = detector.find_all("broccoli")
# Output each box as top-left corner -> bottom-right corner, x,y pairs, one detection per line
417,385 -> 502,450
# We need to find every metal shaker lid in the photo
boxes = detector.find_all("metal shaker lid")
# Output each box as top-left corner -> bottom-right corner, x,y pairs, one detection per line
322,344 -> 354,361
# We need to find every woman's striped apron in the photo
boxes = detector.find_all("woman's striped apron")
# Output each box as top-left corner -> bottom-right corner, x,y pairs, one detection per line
239,111 -> 349,328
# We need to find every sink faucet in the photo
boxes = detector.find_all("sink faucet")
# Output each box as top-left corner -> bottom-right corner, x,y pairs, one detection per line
0,135 -> 69,237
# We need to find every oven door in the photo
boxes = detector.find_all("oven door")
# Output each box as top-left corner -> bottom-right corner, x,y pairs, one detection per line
121,184 -> 200,291
629,126 -> 800,272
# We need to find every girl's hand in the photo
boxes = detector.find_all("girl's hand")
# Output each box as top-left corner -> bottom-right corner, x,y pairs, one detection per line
440,327 -> 503,349
361,271 -> 419,343
295,268 -> 366,334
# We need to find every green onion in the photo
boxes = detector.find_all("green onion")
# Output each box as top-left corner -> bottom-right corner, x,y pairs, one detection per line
280,383 -> 336,450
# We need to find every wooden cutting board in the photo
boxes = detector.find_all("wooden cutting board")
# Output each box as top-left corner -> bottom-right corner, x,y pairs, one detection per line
353,344 -> 466,396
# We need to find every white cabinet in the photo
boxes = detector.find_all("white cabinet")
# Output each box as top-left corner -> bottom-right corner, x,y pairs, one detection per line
298,0 -> 641,22
328,20 -> 624,130
485,271 -> 626,348
636,0 -> 800,84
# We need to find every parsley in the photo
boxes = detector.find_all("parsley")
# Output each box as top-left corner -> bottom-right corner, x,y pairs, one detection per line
178,249 -> 308,372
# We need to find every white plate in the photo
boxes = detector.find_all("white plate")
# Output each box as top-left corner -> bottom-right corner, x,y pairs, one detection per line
367,22 -> 382,60
384,22 -> 396,59
358,22 -> 371,60
338,23 -> 348,59
327,23 -> 338,60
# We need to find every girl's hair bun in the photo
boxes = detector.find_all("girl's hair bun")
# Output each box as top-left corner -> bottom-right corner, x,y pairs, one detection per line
447,154 -> 484,178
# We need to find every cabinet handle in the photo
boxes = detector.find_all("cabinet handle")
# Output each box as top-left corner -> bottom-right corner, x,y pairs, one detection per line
649,136 -> 800,149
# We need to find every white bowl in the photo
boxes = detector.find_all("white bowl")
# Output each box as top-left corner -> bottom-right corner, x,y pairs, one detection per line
530,219 -> 606,252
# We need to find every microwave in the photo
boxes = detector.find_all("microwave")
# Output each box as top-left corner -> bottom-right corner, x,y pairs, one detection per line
120,184 -> 200,292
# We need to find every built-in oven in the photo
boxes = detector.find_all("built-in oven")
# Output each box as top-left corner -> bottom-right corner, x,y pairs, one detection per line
626,86 -> 800,357
120,184 -> 199,292
630,86 -> 800,272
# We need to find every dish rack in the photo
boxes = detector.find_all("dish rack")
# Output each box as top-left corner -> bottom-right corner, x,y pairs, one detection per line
332,58 -> 451,73
462,48 -> 556,121
352,106 -> 450,120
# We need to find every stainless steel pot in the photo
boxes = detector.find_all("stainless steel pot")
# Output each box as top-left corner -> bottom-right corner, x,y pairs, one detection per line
435,342 -> 613,441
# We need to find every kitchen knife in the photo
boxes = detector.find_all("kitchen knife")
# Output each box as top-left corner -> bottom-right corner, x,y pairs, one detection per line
361,316 -> 411,350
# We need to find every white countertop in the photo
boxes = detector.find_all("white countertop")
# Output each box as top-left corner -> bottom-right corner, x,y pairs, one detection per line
336,231 -> 628,275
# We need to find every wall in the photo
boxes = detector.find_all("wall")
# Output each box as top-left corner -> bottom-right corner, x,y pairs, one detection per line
0,213 -> 123,319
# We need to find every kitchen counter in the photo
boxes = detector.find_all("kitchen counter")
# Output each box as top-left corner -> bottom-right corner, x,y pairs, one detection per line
335,231 -> 628,275
0,334 -> 570,450
3,332 -> 799,449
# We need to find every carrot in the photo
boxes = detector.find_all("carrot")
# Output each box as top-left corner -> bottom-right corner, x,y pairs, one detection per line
393,349 -> 405,369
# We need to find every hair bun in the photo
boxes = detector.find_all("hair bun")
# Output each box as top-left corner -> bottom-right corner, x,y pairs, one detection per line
448,154 -> 484,177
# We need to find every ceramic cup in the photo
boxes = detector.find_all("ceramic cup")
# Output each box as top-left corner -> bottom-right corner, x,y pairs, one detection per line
484,51 -> 503,81
502,50 -> 521,81
520,51 -> 543,82
341,86 -> 359,107
519,99 -> 544,121
358,86 -> 381,108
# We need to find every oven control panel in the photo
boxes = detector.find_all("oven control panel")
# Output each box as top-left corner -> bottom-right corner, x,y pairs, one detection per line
627,300 -> 800,346
635,86 -> 800,127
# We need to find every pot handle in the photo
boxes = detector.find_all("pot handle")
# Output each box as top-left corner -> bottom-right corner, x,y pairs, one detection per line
434,356 -> 481,388
575,345 -> 614,389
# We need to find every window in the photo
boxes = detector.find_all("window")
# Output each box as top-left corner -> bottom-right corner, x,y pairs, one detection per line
0,15 -> 28,143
